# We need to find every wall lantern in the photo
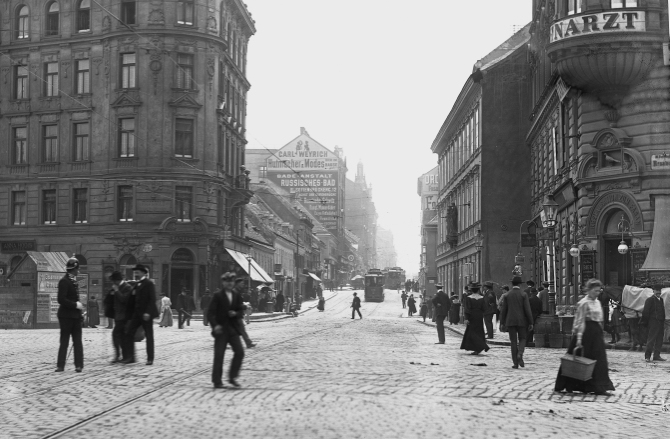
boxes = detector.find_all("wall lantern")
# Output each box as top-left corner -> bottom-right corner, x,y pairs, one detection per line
542,196 -> 558,229
617,214 -> 631,255
569,243 -> 580,258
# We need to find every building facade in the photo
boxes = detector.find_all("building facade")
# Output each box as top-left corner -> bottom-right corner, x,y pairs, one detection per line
0,0 -> 256,309
433,25 -> 531,297
345,162 -> 378,273
528,0 -> 670,306
418,166 -> 438,296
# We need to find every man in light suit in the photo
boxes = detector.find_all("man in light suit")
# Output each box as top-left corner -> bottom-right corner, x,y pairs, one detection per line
208,272 -> 246,388
500,276 -> 534,369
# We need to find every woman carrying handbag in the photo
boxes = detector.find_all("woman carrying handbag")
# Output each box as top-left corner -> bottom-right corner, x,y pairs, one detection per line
554,278 -> 615,396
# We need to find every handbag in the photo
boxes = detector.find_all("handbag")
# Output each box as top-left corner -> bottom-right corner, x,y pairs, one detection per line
134,325 -> 146,342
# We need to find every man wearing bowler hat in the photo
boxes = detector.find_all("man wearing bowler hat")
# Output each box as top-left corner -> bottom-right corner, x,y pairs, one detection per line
432,284 -> 451,344
500,276 -> 534,369
124,264 -> 159,365
482,281 -> 498,339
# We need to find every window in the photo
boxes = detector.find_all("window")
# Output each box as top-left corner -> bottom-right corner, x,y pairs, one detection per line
76,0 -> 91,32
43,125 -> 58,162
118,186 -> 133,221
259,166 -> 267,179
118,118 -> 136,157
611,0 -> 637,7
175,186 -> 192,222
46,2 -> 60,36
73,122 -> 90,161
73,188 -> 88,223
15,64 -> 29,99
177,1 -> 194,25
45,62 -> 59,97
16,5 -> 29,39
13,127 -> 28,164
43,190 -> 57,224
175,119 -> 194,157
12,192 -> 26,225
120,53 -> 136,89
176,54 -> 194,89
568,0 -> 582,15
121,0 -> 136,25
76,59 -> 90,94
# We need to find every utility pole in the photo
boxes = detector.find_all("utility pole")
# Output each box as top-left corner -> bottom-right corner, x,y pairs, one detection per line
295,227 -> 300,304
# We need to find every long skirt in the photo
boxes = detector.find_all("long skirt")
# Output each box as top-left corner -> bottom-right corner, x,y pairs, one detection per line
460,315 -> 489,353
449,304 -> 461,325
555,321 -> 615,394
159,308 -> 174,327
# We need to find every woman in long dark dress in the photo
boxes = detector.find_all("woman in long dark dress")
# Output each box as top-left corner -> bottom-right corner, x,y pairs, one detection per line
460,285 -> 489,355
407,294 -> 417,316
555,278 -> 615,396
449,294 -> 460,325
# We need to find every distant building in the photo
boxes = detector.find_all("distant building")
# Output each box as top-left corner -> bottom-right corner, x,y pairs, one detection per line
418,166 -> 438,296
345,162 -> 378,273
376,226 -> 398,269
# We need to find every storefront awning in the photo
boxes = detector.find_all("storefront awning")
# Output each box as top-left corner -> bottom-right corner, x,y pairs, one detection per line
307,272 -> 321,282
641,194 -> 670,271
26,251 -> 70,272
225,248 -> 274,283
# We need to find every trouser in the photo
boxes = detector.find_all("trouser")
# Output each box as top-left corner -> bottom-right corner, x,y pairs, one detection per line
126,318 -> 154,362
57,317 -> 84,369
402,300 -> 406,308
212,333 -> 244,384
645,319 -> 664,359
484,314 -> 494,338
203,313 -> 209,326
178,310 -> 189,328
352,308 -> 362,319
435,315 -> 446,343
112,319 -> 129,360
507,325 -> 528,366
629,318 -> 646,346
238,320 -> 253,347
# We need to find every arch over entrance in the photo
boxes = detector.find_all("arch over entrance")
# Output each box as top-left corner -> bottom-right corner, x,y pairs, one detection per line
599,207 -> 633,287
119,254 -> 137,280
586,190 -> 643,236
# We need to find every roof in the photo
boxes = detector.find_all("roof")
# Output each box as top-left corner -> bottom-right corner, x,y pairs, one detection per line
477,23 -> 531,72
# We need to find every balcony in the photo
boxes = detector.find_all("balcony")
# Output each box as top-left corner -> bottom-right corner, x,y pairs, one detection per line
546,4 -> 665,108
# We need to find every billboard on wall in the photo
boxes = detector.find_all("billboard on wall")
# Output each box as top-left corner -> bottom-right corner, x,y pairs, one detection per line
267,134 -> 341,233
418,166 -> 439,211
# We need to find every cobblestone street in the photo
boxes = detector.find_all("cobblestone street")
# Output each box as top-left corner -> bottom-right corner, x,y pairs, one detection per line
2,290 -> 670,439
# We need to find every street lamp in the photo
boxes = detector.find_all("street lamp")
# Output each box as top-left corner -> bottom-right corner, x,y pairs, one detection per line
617,214 -> 631,255
475,229 -> 484,282
542,196 -> 559,316
246,255 -> 252,293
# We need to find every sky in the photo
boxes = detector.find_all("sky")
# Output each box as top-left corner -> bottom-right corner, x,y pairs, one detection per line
243,0 -> 532,277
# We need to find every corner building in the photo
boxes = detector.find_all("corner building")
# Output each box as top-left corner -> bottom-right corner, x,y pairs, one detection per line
528,0 -> 670,307
0,0 -> 256,306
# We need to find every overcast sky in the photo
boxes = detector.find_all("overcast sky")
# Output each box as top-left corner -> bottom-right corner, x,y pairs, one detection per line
244,0 -> 532,277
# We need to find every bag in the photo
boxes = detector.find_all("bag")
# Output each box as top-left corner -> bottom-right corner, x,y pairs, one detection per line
103,292 -> 115,319
560,347 -> 596,381
134,325 -> 146,342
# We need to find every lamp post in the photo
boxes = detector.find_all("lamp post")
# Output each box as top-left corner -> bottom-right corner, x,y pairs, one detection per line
474,229 -> 484,282
617,214 -> 631,255
541,196 -> 559,316
246,254 -> 252,296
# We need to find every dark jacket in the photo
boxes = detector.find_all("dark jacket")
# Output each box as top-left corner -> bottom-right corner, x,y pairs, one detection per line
483,290 -> 498,316
528,294 -> 543,321
207,289 -> 246,336
130,278 -> 159,320
275,293 -> 285,307
177,293 -> 189,311
352,296 -> 361,309
187,295 -> 196,312
641,295 -> 665,326
57,274 -> 82,319
200,293 -> 212,312
432,291 -> 452,317
500,287 -> 533,328
113,281 -> 134,321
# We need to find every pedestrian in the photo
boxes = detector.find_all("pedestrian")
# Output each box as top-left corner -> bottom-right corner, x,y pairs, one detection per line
555,279 -> 615,396
432,284 -> 451,343
187,292 -> 196,326
419,297 -> 428,322
177,288 -> 190,329
482,281 -> 497,339
158,293 -> 173,327
275,291 -> 285,313
351,292 -> 362,319
55,257 -> 84,373
200,289 -> 212,326
407,294 -> 417,317
460,282 -> 489,355
401,291 -> 408,308
208,272 -> 246,389
609,301 -> 625,344
233,278 -> 257,348
499,276 -> 534,369
627,311 -> 646,352
537,284 -> 549,315
448,292 -> 460,325
317,296 -> 325,311
109,271 -> 133,363
124,264 -> 159,366
641,285 -> 666,363
527,288 -> 542,343
87,295 -> 100,328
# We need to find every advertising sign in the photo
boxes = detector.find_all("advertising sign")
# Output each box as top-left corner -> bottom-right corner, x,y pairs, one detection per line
550,11 -> 646,43
38,271 -> 63,322
418,166 -> 439,211
651,154 -> 670,170
267,136 -> 340,171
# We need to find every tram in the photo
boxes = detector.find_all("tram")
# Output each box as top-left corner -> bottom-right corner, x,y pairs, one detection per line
364,269 -> 385,302
384,267 -> 406,290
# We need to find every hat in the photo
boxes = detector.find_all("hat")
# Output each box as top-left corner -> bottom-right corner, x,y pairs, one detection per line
435,284 -> 444,289
483,281 -> 494,288
132,264 -> 148,274
526,280 -> 535,287
353,292 -> 357,296
235,277 -> 246,283
469,282 -> 481,290
109,271 -> 123,281
220,272 -> 235,281
66,257 -> 79,271
511,276 -> 523,284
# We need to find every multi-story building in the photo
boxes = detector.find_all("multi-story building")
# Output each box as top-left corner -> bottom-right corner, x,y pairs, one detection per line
345,161 -> 377,273
418,166 -> 438,296
432,25 -> 531,297
528,0 -> 670,307
375,226 -> 398,269
0,1 -> 256,310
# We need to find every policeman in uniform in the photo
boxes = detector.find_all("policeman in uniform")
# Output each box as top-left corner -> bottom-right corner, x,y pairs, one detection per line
55,257 -> 84,372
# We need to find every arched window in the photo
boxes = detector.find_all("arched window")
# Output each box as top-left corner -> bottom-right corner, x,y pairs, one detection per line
75,254 -> 88,266
46,2 -> 60,36
16,5 -> 29,39
77,0 -> 91,33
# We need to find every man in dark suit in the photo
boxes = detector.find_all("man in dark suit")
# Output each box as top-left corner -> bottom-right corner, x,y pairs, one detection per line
208,272 -> 246,388
432,284 -> 451,344
200,289 -> 213,326
109,271 -> 133,363
124,264 -> 159,365
401,291 -> 407,308
351,292 -> 362,319
177,288 -> 190,329
482,281 -> 498,339
500,276 -> 534,369
55,257 -> 84,372
527,288 -> 543,343
641,285 -> 666,362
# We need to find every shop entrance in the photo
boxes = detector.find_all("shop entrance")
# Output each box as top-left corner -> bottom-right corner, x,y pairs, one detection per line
170,248 -> 195,304
603,238 -> 631,287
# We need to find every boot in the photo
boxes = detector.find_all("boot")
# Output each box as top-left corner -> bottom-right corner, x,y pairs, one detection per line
518,345 -> 526,368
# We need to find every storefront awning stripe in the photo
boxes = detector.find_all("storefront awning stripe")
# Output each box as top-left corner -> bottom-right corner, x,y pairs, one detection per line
308,272 -> 322,282
224,248 -> 274,283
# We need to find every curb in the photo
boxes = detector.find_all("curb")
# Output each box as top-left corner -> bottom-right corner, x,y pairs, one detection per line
249,291 -> 341,323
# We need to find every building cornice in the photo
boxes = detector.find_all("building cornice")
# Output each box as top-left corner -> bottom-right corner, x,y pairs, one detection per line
431,78 -> 481,154
231,0 -> 257,35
